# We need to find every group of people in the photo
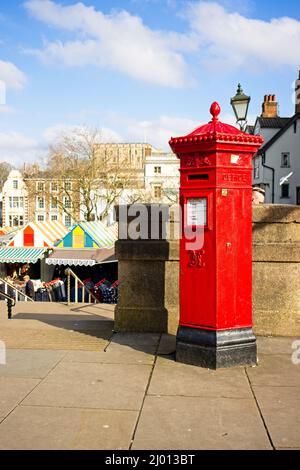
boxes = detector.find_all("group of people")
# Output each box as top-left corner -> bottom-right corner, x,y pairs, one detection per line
5,264 -> 35,299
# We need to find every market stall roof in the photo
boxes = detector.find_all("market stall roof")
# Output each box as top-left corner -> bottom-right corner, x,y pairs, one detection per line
0,226 -> 18,236
56,221 -> 117,249
9,221 -> 69,248
0,247 -> 47,264
46,247 -> 116,267
106,223 -> 118,239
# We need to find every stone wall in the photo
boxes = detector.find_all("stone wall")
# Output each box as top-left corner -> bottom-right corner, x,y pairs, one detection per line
115,204 -> 300,336
253,204 -> 300,336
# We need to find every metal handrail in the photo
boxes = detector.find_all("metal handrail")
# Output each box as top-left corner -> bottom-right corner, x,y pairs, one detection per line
0,277 -> 35,303
65,268 -> 99,304
0,291 -> 16,319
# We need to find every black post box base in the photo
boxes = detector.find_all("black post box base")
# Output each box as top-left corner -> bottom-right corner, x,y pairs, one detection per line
176,326 -> 257,369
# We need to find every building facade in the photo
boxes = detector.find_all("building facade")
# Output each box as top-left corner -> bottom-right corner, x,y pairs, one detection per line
1,145 -> 180,228
251,71 -> 300,204
144,149 -> 179,202
1,171 -> 80,228
1,170 -> 29,227
95,143 -> 152,172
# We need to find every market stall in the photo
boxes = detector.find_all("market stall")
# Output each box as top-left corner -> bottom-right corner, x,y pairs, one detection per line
46,222 -> 118,299
0,221 -> 69,283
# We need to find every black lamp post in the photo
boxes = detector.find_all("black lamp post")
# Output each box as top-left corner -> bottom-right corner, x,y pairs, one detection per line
230,84 -> 251,131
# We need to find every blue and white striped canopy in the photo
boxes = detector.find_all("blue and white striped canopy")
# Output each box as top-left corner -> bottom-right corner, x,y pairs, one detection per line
80,221 -> 117,248
0,247 -> 47,264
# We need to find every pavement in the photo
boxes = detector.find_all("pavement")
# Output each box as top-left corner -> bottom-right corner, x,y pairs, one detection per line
0,302 -> 299,450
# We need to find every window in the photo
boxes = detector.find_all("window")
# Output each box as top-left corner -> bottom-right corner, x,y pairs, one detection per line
37,182 -> 44,191
13,180 -> 18,189
64,197 -> 72,209
154,166 -> 162,174
281,184 -> 290,199
37,215 -> 45,222
9,215 -> 24,227
281,153 -> 290,168
254,167 -> 259,179
51,215 -> 58,221
154,185 -> 162,198
51,182 -> 58,192
9,197 -> 24,208
37,197 -> 45,209
64,215 -> 72,227
51,197 -> 58,209
64,181 -> 72,191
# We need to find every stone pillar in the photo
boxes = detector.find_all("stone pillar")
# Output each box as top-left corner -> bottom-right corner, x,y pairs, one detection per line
115,205 -> 180,334
253,204 -> 300,336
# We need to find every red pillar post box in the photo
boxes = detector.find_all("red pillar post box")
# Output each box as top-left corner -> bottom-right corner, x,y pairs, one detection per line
169,102 -> 263,369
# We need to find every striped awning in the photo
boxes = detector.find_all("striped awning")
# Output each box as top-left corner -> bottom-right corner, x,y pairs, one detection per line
0,247 -> 47,264
80,221 -> 117,248
9,221 -> 69,248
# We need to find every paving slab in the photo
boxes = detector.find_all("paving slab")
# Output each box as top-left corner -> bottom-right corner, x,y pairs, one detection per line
9,302 -> 115,320
257,336 -> 299,355
0,406 -> 137,450
62,342 -> 156,365
132,396 -> 271,450
22,362 -> 152,410
253,386 -> 300,449
0,325 -> 111,351
148,356 -> 252,399
0,350 -> 66,379
247,354 -> 300,387
111,333 -> 160,347
0,377 -> 40,417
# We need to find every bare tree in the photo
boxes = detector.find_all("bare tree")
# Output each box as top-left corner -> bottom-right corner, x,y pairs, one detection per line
45,127 -> 143,222
0,162 -> 13,189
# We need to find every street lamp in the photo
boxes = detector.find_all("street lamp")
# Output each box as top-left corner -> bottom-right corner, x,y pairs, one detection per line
230,84 -> 251,131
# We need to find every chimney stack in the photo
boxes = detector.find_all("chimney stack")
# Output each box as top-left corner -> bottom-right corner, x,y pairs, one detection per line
261,94 -> 278,118
296,70 -> 300,114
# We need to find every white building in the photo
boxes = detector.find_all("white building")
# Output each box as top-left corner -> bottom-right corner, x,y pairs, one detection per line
81,149 -> 180,224
252,71 -> 300,204
1,170 -> 28,227
144,149 -> 179,203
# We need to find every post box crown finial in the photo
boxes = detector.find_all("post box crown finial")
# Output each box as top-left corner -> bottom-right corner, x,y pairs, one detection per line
210,102 -> 221,121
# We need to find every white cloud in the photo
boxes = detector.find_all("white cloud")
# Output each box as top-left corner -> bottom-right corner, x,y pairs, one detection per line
0,132 -> 41,166
24,0 -> 300,86
43,123 -> 122,144
124,115 -> 200,150
186,2 -> 300,69
24,0 -> 191,87
0,59 -> 27,90
122,111 -> 258,150
0,105 -> 16,114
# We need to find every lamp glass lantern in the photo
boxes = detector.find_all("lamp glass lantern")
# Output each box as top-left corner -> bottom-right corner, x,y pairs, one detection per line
230,84 -> 251,129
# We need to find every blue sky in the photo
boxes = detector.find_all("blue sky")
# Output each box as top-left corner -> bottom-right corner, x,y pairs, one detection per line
0,0 -> 300,165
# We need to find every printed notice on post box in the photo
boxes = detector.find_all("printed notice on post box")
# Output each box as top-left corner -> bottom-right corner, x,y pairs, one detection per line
187,198 -> 207,226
